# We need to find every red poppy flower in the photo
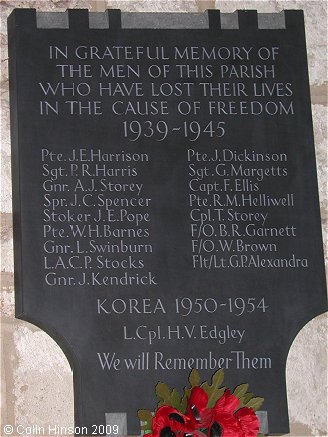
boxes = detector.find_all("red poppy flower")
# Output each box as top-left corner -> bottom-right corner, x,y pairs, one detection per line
234,407 -> 260,437
145,388 -> 259,437
145,405 -> 190,437
208,390 -> 242,437
186,387 -> 212,429
213,390 -> 240,416
208,415 -> 241,437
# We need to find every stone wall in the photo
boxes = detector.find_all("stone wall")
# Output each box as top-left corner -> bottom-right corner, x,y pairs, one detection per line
1,1 -> 327,436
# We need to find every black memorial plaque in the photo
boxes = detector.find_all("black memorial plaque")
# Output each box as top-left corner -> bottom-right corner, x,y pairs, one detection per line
8,8 -> 327,436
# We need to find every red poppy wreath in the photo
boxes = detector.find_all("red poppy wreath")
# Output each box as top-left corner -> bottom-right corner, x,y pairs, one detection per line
138,369 -> 265,437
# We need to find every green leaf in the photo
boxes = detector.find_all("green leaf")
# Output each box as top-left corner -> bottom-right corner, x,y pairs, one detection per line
180,393 -> 188,414
138,409 -> 152,421
184,387 -> 191,398
140,424 -> 151,432
243,392 -> 254,404
245,397 -> 264,411
212,368 -> 225,387
171,388 -> 181,409
138,409 -> 153,431
209,386 -> 226,408
155,382 -> 183,410
156,382 -> 172,404
156,382 -> 171,399
233,383 -> 249,399
238,397 -> 245,407
178,369 -> 202,412
189,369 -> 201,387
201,369 -> 225,407
179,386 -> 191,413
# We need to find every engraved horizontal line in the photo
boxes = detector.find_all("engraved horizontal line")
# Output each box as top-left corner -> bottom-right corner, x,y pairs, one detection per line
33,10 -> 288,30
